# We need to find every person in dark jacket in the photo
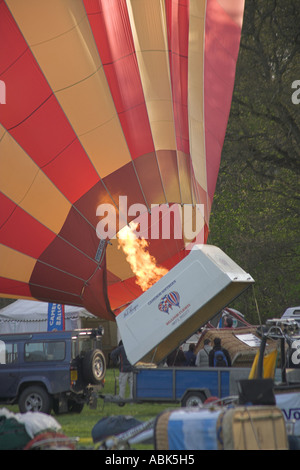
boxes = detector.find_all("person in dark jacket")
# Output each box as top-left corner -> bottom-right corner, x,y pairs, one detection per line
184,344 -> 196,366
166,347 -> 186,366
110,341 -> 134,400
208,337 -> 231,367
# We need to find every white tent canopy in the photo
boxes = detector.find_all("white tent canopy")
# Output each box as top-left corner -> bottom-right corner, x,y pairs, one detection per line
0,300 -> 96,334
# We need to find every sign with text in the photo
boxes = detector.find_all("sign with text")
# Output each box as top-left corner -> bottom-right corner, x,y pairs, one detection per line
47,303 -> 65,331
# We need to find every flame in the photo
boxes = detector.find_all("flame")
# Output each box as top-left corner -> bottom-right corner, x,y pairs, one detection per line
118,223 -> 168,291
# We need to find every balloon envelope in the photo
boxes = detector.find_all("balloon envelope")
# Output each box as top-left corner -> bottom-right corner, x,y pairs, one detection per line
0,0 -> 244,320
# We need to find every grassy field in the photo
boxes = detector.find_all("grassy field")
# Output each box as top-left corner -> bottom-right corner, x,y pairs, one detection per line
57,368 -> 177,449
7,368 -> 179,450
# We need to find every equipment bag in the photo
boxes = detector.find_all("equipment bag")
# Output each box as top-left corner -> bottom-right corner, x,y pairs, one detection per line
0,416 -> 30,450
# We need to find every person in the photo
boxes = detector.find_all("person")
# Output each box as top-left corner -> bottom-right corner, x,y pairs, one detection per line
195,339 -> 212,367
208,337 -> 231,367
166,347 -> 186,366
184,344 -> 196,366
224,316 -> 233,328
110,341 -> 134,400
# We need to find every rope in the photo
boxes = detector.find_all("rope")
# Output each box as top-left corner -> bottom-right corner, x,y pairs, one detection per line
252,284 -> 263,328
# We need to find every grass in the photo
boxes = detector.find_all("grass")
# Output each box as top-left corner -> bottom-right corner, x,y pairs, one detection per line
6,368 -> 179,450
62,367 -> 179,449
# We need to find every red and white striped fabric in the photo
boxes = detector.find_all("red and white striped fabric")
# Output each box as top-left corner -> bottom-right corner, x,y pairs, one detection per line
0,0 -> 244,319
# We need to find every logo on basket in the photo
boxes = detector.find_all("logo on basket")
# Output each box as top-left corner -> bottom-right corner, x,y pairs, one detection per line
158,291 -> 180,314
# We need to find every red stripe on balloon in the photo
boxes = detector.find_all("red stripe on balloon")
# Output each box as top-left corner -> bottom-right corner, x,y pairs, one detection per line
204,0 -> 243,199
0,277 -> 32,298
0,195 -> 56,258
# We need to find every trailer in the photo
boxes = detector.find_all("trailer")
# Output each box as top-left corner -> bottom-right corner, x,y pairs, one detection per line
102,365 -> 251,407
131,318 -> 300,408
134,366 -> 253,406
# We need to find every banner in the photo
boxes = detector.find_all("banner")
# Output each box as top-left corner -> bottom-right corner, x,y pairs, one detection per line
276,392 -> 300,435
47,303 -> 65,331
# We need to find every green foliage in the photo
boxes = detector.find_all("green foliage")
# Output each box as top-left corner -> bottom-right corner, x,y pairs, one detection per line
208,164 -> 299,324
228,0 -> 300,174
208,0 -> 300,324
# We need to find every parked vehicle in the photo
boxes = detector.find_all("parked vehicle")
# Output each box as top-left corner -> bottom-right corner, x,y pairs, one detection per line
0,328 -> 106,414
133,366 -> 250,407
102,365 -> 251,407
281,307 -> 300,326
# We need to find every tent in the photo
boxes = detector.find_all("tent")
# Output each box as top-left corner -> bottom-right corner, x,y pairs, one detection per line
0,300 -> 119,359
0,299 -> 97,334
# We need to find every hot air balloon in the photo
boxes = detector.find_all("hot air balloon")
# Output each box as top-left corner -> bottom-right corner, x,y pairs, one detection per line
0,0 -> 245,321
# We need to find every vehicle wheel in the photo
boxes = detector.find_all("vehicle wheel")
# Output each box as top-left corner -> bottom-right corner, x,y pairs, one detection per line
83,349 -> 106,385
19,385 -> 52,414
181,391 -> 206,407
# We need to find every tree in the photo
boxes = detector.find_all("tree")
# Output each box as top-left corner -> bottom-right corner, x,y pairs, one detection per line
228,0 -> 300,176
208,0 -> 300,323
